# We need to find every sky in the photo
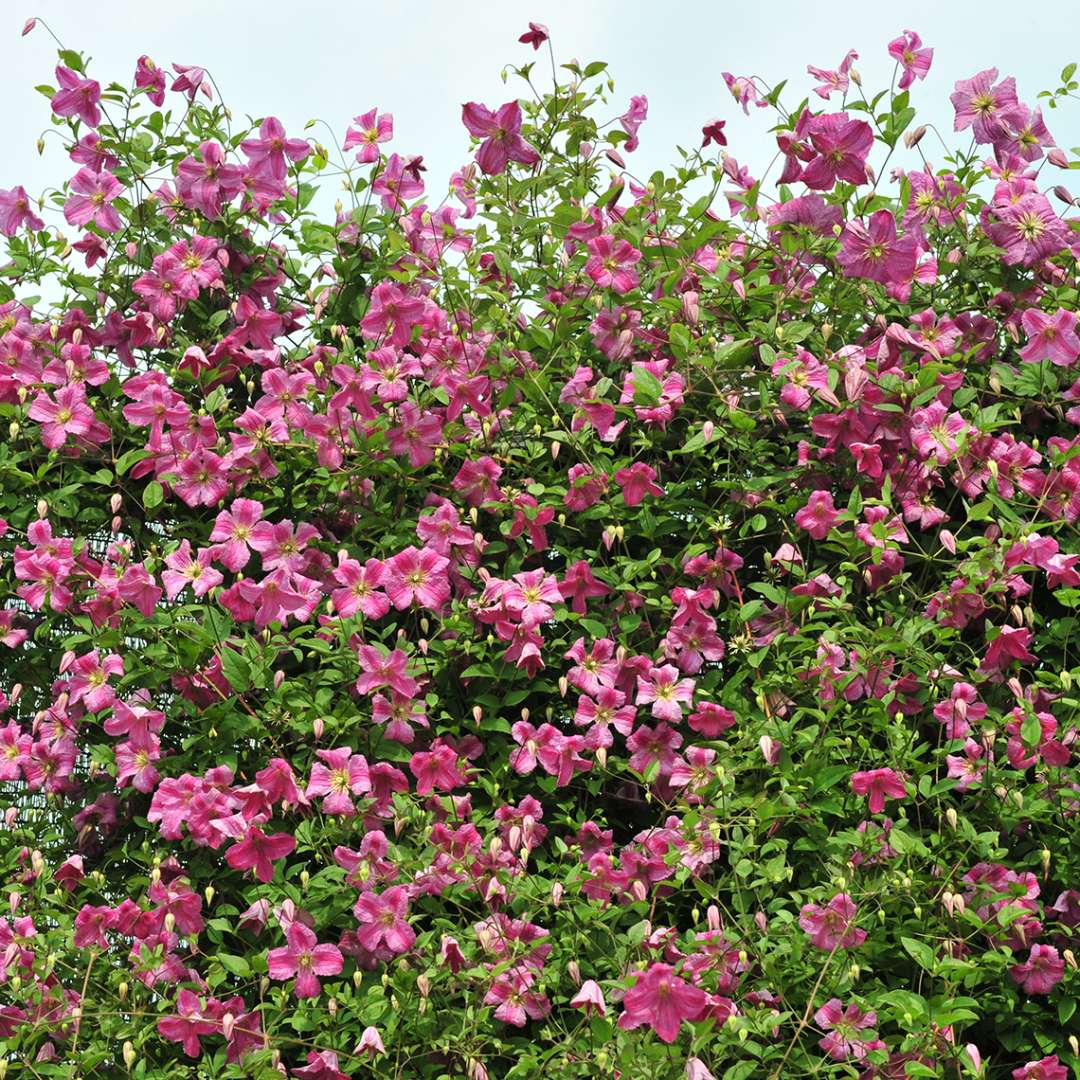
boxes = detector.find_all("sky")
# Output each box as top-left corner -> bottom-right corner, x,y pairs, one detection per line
2,0 -> 1078,220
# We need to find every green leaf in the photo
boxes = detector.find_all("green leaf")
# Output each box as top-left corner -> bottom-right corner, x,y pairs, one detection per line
142,480 -> 164,509
219,649 -> 252,693
901,936 -> 936,973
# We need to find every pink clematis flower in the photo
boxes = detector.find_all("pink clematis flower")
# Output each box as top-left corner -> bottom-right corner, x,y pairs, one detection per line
0,186 -> 44,236
888,31 -> 933,90
815,999 -> 883,1061
637,665 -> 695,723
345,108 -> 393,164
461,101 -> 539,175
409,742 -> 466,794
518,22 -> 549,49
225,827 -> 296,883
162,541 -> 223,601
267,922 -> 343,999
1013,1055 -> 1069,1080
28,384 -> 96,449
384,546 -> 450,612
795,491 -> 840,539
1019,308 -> 1080,367
63,168 -> 124,233
615,463 -> 664,507
353,886 -> 415,955
586,235 -> 642,294
51,66 -> 102,127
355,645 -> 420,698
837,210 -> 919,285
1010,944 -> 1065,995
306,748 -> 371,817
850,767 -> 907,813
240,116 -> 309,181
799,894 -> 867,950
951,68 -> 1019,144
617,963 -> 706,1044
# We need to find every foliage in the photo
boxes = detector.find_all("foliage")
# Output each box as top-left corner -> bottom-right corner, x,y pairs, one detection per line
1,17 -> 1080,1080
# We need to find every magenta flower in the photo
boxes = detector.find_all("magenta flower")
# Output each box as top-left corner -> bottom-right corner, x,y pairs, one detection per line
586,235 -> 642,294
615,463 -> 664,507
850,767 -> 907,813
240,116 -> 309,181
951,68 -> 1019,144
384,545 -> 450,611
356,1026 -> 386,1058
795,491 -> 839,539
331,555 -> 390,619
888,31 -> 933,90
984,193 -> 1070,267
162,541 -> 223,601
1010,944 -> 1065,995
503,569 -> 562,627
157,989 -> 217,1057
1013,1055 -> 1069,1080
409,742 -> 466,794
1019,308 -> 1080,367
617,963 -> 706,1044
518,22 -> 549,49
225,827 -> 296,883
981,625 -> 1036,674
344,108 -> 393,164
355,644 -> 420,698
559,560 -> 610,614
176,140 -> 245,219
353,886 -> 415,955
570,980 -> 607,1015
51,66 -> 102,127
461,101 -> 539,175
837,210 -> 919,285
306,748 -> 371,816
293,1051 -> 351,1080
0,186 -> 44,236
135,55 -> 166,105
208,499 -> 265,572
701,119 -> 727,148
814,998 -> 882,1061
799,893 -> 867,950
28,384 -> 96,449
637,665 -> 695,723
807,50 -> 858,100
800,114 -> 873,190
360,281 -> 427,346
267,922 -> 343,999
63,168 -> 123,233
171,63 -> 213,101
485,965 -> 552,1026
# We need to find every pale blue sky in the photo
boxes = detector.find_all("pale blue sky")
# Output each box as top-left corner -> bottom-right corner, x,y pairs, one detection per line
3,1 -> 1078,215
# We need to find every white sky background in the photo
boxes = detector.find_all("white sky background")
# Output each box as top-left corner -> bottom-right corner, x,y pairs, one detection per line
2,0 -> 1079,224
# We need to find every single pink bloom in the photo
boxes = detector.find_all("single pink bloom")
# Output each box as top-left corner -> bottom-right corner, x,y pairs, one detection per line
617,963 -> 706,1044
850,767 -> 907,813
799,893 -> 867,950
267,922 -> 343,999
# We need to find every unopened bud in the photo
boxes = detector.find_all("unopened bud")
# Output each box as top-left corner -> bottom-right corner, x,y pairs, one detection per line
221,1012 -> 235,1038
204,885 -> 214,905
122,1042 -> 136,1070
313,717 -> 325,740
300,870 -> 310,890
1041,849 -> 1051,878
36,499 -> 48,519
472,705 -> 483,725
163,912 -> 176,933
945,807 -> 957,831
568,960 -> 581,984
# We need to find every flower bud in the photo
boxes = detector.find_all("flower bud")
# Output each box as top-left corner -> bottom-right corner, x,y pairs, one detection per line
300,869 -> 310,890
122,1042 -> 137,1070
221,1012 -> 235,1038
1041,849 -> 1051,878
37,499 -> 48,519
163,912 -> 176,933
1070,1035 -> 1079,1058
472,705 -> 483,725
1048,148 -> 1071,168
313,717 -> 325,740
204,885 -> 214,905
946,807 -> 957,831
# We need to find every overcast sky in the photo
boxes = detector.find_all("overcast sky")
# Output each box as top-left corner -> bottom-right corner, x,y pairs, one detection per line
2,1 -> 1078,215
